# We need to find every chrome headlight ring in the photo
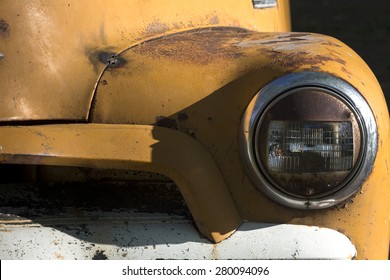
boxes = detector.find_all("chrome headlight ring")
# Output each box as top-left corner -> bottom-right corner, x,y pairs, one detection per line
240,72 -> 378,209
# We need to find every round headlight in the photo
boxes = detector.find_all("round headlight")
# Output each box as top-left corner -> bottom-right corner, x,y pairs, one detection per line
240,72 -> 377,209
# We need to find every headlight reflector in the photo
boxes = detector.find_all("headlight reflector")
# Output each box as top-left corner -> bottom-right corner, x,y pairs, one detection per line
241,72 -> 377,209
262,120 -> 354,197
266,121 -> 353,173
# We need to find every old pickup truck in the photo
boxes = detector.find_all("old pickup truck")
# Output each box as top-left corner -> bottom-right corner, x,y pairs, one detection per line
0,0 -> 389,259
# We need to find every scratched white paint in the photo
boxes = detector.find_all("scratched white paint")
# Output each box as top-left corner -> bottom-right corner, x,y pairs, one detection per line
0,211 -> 356,260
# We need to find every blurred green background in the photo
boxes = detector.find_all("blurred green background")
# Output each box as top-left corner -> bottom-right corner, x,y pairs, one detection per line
290,0 -> 390,111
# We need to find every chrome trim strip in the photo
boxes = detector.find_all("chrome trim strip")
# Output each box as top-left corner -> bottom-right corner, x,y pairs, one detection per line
253,0 -> 277,9
240,72 -> 378,209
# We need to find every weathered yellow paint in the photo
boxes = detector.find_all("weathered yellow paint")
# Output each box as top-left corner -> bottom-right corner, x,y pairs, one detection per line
0,0 -> 290,121
1,0 -> 389,259
89,29 -> 390,259
0,124 -> 241,243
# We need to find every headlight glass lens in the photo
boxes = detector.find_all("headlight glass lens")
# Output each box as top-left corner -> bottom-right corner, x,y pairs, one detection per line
240,72 -> 377,209
259,121 -> 355,197
266,121 -> 353,173
254,87 -> 362,198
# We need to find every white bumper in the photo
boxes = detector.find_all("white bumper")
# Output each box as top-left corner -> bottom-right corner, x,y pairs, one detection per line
0,211 -> 356,260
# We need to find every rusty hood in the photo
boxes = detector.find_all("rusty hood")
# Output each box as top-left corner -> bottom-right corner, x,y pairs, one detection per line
0,0 -> 290,122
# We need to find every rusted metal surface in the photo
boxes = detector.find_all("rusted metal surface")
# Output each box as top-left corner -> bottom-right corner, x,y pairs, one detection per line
87,26 -> 390,258
0,27 -> 389,257
90,29 -> 357,125
97,52 -> 128,69
0,18 -> 10,37
0,0 -> 290,122
132,28 -> 248,65
0,0 -> 389,260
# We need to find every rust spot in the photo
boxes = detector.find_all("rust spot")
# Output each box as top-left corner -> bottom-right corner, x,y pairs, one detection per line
98,51 -> 127,69
211,244 -> 220,259
0,19 -> 10,38
321,41 -> 343,48
86,48 -> 128,73
144,20 -> 169,36
331,55 -> 346,65
341,66 -> 352,75
55,253 -> 64,259
172,22 -> 185,30
337,228 -> 346,234
326,48 -> 342,57
263,49 -> 346,69
155,116 -> 178,129
100,79 -> 108,85
134,28 -> 249,65
209,15 -> 220,25
303,65 -> 322,72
